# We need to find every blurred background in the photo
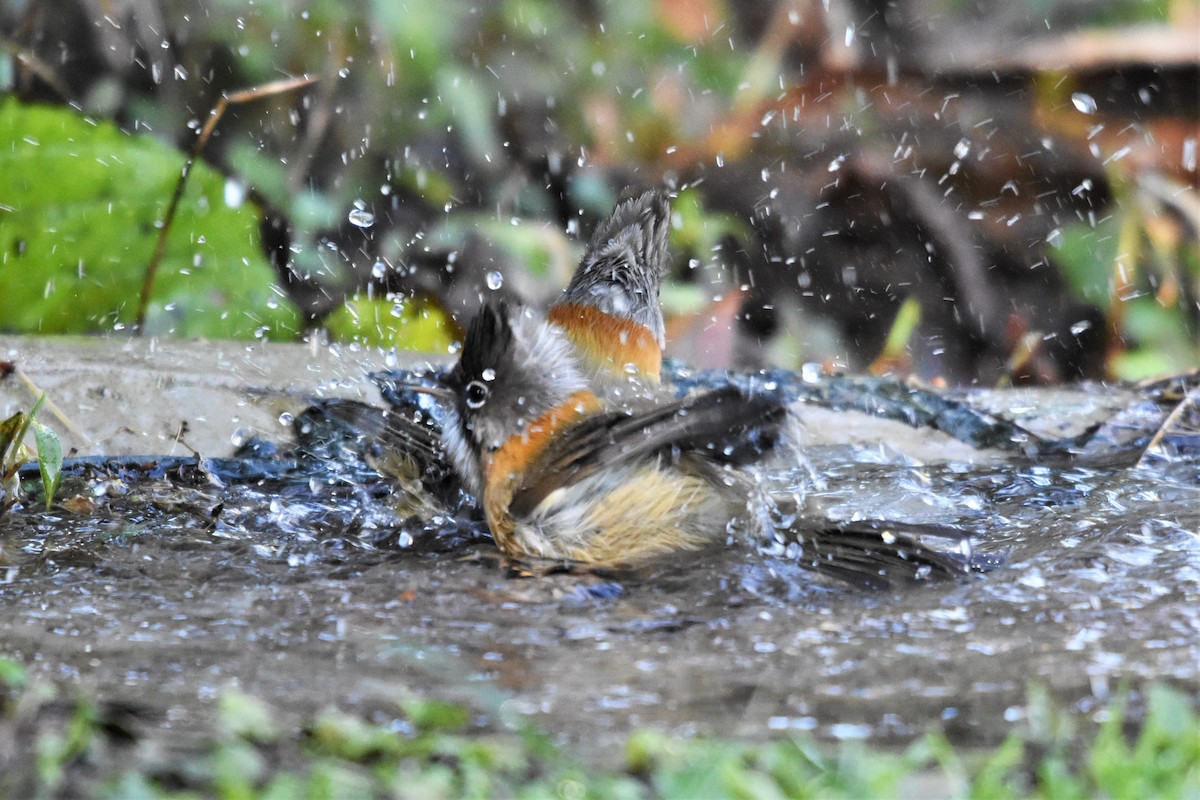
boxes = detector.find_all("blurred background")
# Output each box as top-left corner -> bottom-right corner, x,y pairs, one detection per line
1,0 -> 1197,384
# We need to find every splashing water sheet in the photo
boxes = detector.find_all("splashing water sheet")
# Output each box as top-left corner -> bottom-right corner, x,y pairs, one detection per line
0,337 -> 1197,767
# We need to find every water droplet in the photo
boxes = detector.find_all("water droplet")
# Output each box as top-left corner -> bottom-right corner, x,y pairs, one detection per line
486,271 -> 504,290
1071,92 -> 1097,114
1103,145 -> 1132,165
953,138 -> 971,160
844,25 -> 856,47
371,260 -> 388,279
224,178 -> 246,208
348,207 -> 374,228
481,368 -> 496,382
278,412 -> 294,426
1046,228 -> 1064,247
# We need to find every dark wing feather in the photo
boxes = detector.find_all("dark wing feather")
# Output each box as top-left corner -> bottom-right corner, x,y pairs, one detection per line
510,385 -> 786,517
301,398 -> 451,482
789,519 -> 986,589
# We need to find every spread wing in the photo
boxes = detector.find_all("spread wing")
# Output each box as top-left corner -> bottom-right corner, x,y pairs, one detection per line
301,398 -> 450,480
509,385 -> 786,518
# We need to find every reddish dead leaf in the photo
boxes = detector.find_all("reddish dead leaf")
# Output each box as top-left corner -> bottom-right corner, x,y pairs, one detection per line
61,495 -> 101,514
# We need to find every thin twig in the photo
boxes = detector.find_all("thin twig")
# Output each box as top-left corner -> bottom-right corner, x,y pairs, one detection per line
15,367 -> 89,445
135,75 -> 319,333
0,39 -> 73,100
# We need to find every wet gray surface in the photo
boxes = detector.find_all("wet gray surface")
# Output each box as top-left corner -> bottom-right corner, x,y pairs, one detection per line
2,385 -> 1197,765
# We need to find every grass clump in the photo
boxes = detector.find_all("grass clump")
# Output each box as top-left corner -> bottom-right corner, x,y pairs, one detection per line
0,658 -> 1196,799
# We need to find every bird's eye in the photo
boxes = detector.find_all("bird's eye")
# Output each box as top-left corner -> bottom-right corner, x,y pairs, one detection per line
465,379 -> 489,409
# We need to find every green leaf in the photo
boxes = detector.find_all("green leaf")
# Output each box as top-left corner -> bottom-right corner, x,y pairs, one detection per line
32,420 -> 62,510
1051,216 -> 1120,309
0,657 -> 28,690
217,689 -> 278,744
324,295 -> 457,352
0,98 -> 300,340
401,698 -> 471,733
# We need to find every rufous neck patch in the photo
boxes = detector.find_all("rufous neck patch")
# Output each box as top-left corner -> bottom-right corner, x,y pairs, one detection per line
484,389 -> 602,493
548,303 -> 661,381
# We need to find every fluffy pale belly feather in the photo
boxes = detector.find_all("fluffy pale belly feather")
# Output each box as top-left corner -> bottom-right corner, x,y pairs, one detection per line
513,463 -> 734,567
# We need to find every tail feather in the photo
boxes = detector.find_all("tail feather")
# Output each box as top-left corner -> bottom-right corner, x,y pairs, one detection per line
786,519 -> 986,589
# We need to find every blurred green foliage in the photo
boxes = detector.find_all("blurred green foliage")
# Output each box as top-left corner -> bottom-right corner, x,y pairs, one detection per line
1053,196 -> 1200,380
0,0 -> 1195,378
323,294 -> 457,350
0,99 -> 300,339
0,393 -> 61,514
1,657 -> 1197,799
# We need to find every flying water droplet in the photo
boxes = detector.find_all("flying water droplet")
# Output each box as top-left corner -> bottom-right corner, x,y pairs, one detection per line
348,207 -> 374,228
224,178 -> 246,208
230,427 -> 252,448
1070,92 -> 1097,114
486,271 -> 504,290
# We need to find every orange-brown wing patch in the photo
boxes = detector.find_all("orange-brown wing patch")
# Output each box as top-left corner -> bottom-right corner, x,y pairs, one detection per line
548,303 -> 661,381
482,389 -> 602,552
